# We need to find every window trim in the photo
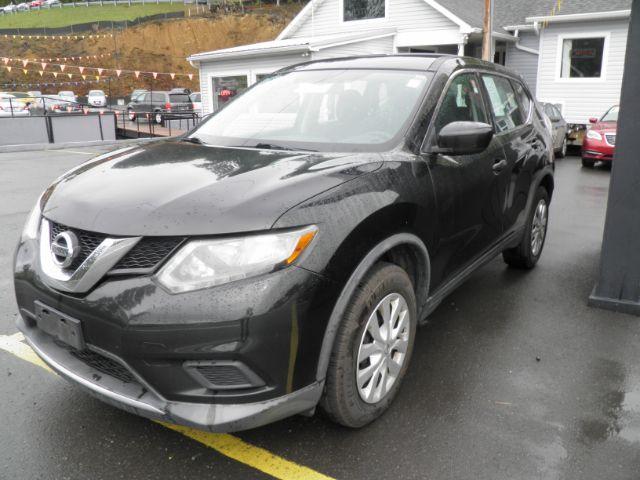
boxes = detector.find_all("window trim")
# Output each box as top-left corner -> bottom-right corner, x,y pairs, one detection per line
338,0 -> 389,25
420,69 -> 494,154
555,32 -> 610,82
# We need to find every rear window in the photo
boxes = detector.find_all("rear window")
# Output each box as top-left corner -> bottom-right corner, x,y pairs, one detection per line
169,94 -> 191,103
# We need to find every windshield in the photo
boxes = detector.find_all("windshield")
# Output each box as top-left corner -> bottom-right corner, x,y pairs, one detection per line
190,69 -> 432,152
88,91 -> 103,97
601,106 -> 619,122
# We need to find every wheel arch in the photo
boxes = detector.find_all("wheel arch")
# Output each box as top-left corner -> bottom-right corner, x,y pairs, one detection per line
315,232 -> 431,382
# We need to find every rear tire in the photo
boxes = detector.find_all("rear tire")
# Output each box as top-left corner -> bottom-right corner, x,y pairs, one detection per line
127,109 -> 136,122
503,186 -> 549,269
320,262 -> 417,428
582,157 -> 595,168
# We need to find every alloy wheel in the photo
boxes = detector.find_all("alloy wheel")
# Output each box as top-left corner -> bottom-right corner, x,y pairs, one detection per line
356,292 -> 410,404
531,199 -> 548,256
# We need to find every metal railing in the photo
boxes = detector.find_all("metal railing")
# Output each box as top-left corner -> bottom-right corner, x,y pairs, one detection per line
113,108 -> 201,138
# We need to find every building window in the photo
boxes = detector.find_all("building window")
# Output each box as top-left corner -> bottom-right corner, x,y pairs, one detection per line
343,0 -> 385,22
211,75 -> 248,111
560,37 -> 605,78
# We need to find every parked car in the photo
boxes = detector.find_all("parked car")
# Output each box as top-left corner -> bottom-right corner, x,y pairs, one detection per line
582,105 -> 618,168
87,89 -> 107,108
6,91 -> 36,108
3,4 -> 16,12
0,94 -> 30,116
57,90 -> 77,103
14,55 -> 554,432
16,2 -> 29,11
43,0 -> 60,5
27,90 -> 42,98
129,90 -> 193,124
190,92 -> 202,115
31,95 -> 82,114
540,102 -> 568,158
29,0 -> 43,7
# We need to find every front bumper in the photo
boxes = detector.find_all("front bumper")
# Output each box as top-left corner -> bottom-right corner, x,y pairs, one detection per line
19,315 -> 323,431
14,233 -> 338,431
582,138 -> 615,162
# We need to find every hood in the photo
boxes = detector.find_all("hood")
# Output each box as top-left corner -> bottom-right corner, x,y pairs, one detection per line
42,140 -> 382,236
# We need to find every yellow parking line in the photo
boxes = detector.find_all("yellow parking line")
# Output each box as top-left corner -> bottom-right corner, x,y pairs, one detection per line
0,332 -> 52,372
0,332 -> 334,480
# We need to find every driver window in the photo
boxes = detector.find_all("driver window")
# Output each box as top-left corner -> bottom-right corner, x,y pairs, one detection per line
434,73 -> 488,135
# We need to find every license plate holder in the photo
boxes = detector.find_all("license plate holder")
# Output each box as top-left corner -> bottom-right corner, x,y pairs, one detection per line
34,301 -> 86,350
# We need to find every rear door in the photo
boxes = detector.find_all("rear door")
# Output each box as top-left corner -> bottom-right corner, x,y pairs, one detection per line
424,71 -> 509,285
479,74 -> 541,236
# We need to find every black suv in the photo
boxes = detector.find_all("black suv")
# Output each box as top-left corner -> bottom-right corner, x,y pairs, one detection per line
128,90 -> 193,124
14,55 -> 554,431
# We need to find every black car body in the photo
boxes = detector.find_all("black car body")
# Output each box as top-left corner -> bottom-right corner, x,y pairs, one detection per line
14,55 -> 554,432
128,91 -> 193,124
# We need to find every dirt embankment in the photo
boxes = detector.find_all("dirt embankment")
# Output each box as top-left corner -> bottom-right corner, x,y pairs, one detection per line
0,4 -> 301,96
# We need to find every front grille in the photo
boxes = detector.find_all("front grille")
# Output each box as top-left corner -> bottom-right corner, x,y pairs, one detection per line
50,221 -> 107,270
605,134 -> 616,145
112,237 -> 183,271
48,220 -> 182,274
196,365 -> 251,387
69,348 -> 137,384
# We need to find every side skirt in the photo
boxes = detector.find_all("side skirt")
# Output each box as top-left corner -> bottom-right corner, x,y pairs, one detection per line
419,230 -> 522,324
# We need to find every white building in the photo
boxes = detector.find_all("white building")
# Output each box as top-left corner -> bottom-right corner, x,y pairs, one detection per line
188,0 -> 631,124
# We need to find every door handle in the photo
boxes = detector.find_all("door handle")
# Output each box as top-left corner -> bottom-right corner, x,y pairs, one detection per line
492,158 -> 508,173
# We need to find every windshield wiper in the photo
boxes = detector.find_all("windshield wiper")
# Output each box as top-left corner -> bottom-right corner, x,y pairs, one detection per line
251,143 -> 317,152
181,136 -> 205,145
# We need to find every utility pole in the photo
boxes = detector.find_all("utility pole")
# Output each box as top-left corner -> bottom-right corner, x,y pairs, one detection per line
589,0 -> 640,316
482,0 -> 493,61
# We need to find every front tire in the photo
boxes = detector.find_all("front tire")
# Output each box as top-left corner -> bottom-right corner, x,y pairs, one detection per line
503,186 -> 549,269
154,111 -> 163,125
320,262 -> 417,428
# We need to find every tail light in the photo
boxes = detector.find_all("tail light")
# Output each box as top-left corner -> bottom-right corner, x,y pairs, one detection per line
164,102 -> 171,112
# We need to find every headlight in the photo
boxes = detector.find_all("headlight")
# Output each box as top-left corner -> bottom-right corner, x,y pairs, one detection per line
21,196 -> 42,241
587,130 -> 603,141
156,226 -> 318,293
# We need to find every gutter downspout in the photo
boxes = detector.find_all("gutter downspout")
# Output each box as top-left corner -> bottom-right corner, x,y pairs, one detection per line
513,28 -> 540,55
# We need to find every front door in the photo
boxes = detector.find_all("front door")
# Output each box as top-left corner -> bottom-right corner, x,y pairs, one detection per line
424,72 -> 508,288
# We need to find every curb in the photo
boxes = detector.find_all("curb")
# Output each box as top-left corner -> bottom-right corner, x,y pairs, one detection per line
0,137 -> 168,154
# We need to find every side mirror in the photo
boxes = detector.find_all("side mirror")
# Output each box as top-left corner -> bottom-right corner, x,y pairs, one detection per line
434,121 -> 494,155
589,117 -> 598,124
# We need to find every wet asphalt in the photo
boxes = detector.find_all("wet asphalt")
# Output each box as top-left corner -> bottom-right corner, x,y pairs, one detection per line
1,146 -> 639,480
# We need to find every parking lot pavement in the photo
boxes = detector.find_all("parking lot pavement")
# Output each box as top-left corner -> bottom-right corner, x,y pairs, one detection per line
2,148 -> 640,480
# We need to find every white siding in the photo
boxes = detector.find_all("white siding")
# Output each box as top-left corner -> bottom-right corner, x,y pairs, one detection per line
505,32 -> 540,95
289,0 -> 458,38
197,53 -> 306,114
311,35 -> 395,59
536,19 -> 629,124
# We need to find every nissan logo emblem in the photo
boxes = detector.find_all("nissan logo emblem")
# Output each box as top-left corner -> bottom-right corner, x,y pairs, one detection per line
50,231 -> 80,269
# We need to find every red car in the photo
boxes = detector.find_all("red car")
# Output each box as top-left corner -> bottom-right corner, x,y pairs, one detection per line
582,106 -> 618,167
30,0 -> 43,6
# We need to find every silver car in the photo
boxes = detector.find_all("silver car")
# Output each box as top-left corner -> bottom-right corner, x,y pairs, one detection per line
0,94 -> 30,117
